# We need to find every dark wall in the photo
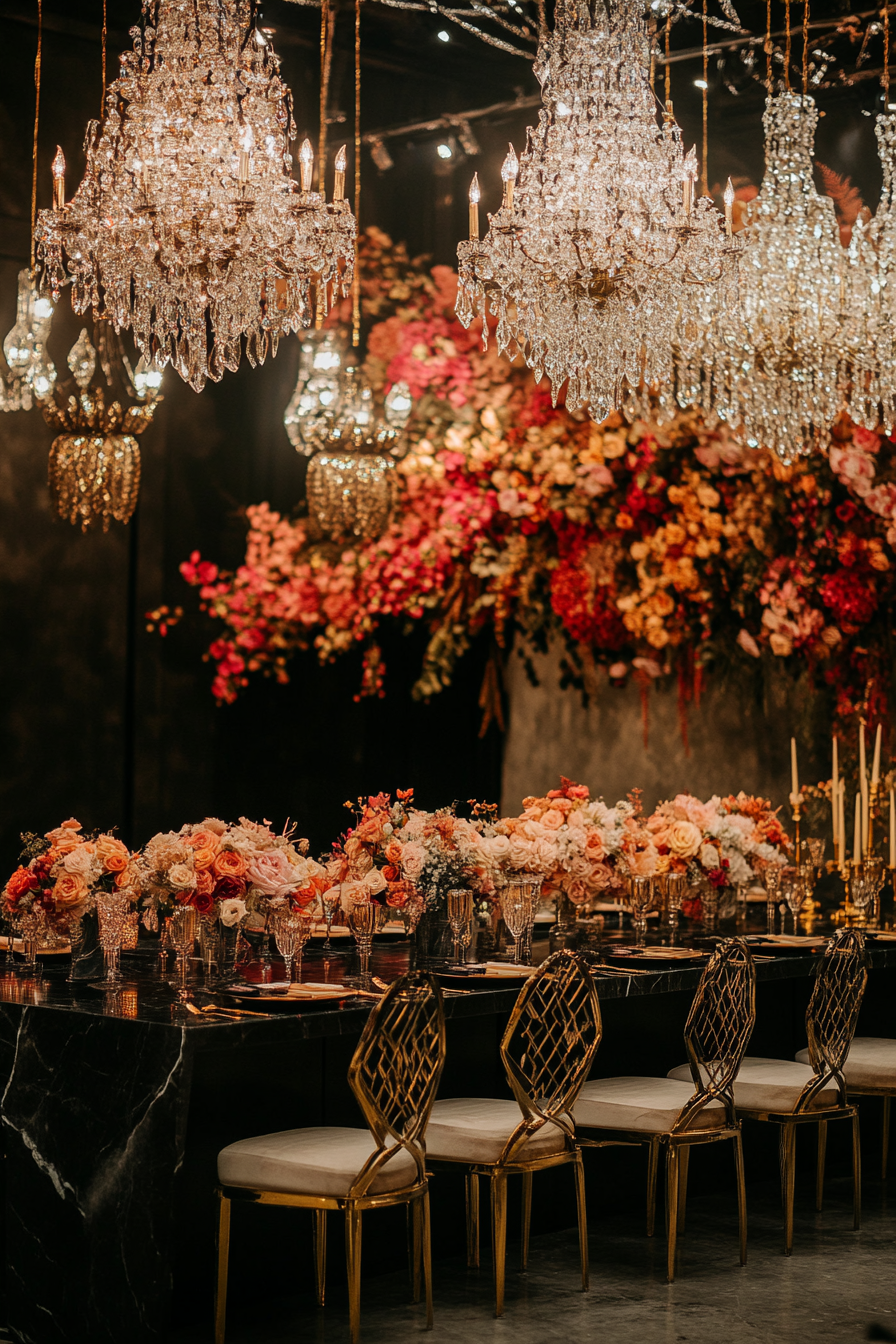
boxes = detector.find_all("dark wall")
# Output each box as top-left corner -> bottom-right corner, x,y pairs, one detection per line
0,0 -> 887,871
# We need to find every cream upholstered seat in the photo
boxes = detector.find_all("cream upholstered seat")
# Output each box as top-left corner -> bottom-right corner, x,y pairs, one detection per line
797,1038 -> 896,1179
796,1039 -> 896,1090
426,951 -> 601,1318
426,1098 -> 570,1163
667,1057 -> 838,1114
574,1077 -> 727,1133
218,1127 -> 418,1199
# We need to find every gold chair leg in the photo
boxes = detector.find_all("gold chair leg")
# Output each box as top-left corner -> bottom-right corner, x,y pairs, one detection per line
677,1145 -> 690,1236
520,1172 -> 533,1271
422,1188 -> 434,1331
214,1191 -> 231,1344
816,1120 -> 828,1212
852,1111 -> 862,1231
780,1125 -> 796,1257
665,1144 -> 679,1283
410,1194 -> 423,1303
883,1096 -> 891,1181
646,1136 -> 660,1237
465,1172 -> 480,1269
574,1151 -> 589,1292
734,1130 -> 748,1267
345,1205 -> 363,1344
491,1173 -> 508,1318
313,1209 -> 327,1307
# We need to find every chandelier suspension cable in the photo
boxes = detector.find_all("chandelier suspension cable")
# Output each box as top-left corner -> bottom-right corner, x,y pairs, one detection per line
765,0 -> 772,88
101,0 -> 107,112
785,0 -> 792,88
353,0 -> 362,349
802,0 -> 809,92
885,0 -> 890,99
665,15 -> 672,104
29,0 -> 42,275
318,0 -> 333,190
702,0 -> 709,195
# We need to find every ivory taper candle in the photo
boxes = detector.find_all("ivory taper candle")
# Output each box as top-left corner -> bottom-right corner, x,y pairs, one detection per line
791,737 -> 799,800
890,789 -> 895,869
854,794 -> 862,867
872,723 -> 882,788
832,736 -> 839,848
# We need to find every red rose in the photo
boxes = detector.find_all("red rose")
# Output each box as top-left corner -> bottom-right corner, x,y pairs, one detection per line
188,889 -> 216,916
214,875 -> 247,902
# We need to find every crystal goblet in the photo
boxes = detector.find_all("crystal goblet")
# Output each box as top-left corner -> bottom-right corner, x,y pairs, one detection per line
764,864 -> 785,933
782,873 -> 806,934
664,872 -> 686,934
319,888 -> 342,956
626,876 -> 654,946
273,909 -> 313,984
499,884 -> 529,964
170,905 -> 200,1004
96,893 -> 133,985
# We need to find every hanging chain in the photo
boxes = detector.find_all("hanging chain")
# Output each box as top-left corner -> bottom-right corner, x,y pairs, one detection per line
318,0 -> 333,190
765,0 -> 772,89
352,0 -> 362,349
665,15 -> 671,104
30,0 -> 42,274
802,0 -> 809,93
885,1 -> 891,103
701,0 -> 709,196
785,0 -> 792,89
102,0 -> 107,111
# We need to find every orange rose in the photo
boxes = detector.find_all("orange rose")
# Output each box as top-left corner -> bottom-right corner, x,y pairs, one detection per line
192,847 -> 217,872
95,835 -> 130,872
186,829 -> 222,854
213,849 -> 247,879
53,871 -> 88,909
114,869 -> 136,889
195,868 -> 215,897
382,864 -> 400,882
383,841 -> 403,865
6,867 -> 39,900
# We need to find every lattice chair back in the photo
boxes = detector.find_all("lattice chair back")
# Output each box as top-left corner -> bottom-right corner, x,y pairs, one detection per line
498,950 -> 602,1164
347,971 -> 446,1196
799,926 -> 867,1111
676,937 -> 756,1132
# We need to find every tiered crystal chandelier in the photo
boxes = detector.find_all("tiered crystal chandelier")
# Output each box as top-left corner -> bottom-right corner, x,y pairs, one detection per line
676,91 -> 853,461
34,0 -> 356,393
456,0 -> 743,422
0,269 -> 55,411
40,325 -> 162,532
846,111 -> 896,434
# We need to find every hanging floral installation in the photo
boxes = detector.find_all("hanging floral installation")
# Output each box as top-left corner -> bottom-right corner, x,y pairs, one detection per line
165,230 -> 896,731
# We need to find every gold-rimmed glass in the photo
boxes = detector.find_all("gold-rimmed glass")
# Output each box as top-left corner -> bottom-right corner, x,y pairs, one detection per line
170,905 -> 200,1004
664,872 -> 686,934
319,888 -> 342,956
626,876 -> 654,946
348,900 -> 380,988
96,893 -> 132,985
273,909 -> 313,983
447,888 -> 474,966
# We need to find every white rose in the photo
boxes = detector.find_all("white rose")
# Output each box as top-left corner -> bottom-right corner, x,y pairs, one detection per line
401,842 -> 426,880
699,843 -> 720,871
485,835 -> 511,861
363,868 -> 387,896
63,847 -> 94,878
167,863 -> 196,890
508,837 -> 534,870
220,898 -> 247,928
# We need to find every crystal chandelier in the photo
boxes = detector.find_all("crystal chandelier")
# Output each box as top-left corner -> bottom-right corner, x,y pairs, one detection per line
677,91 -> 853,461
456,0 -> 742,422
0,269 -> 56,411
34,0 -> 356,393
40,325 -> 161,532
305,364 -> 413,541
284,329 -> 348,456
846,112 -> 896,435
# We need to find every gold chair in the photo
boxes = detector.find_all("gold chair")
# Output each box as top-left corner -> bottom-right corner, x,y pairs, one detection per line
214,971 -> 446,1344
575,937 -> 755,1282
797,1038 -> 896,1179
425,949 -> 601,1316
669,926 -> 868,1255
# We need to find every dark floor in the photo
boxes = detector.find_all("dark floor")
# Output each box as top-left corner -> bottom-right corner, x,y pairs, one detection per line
173,1175 -> 896,1344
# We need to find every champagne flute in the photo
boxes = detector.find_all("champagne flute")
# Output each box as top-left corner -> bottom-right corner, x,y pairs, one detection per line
499,884 -> 528,963
764,864 -> 784,934
170,905 -> 199,1004
783,873 -> 805,934
348,900 -> 378,988
273,909 -> 313,983
664,872 -> 686,935
447,888 -> 474,966
626,876 -> 653,946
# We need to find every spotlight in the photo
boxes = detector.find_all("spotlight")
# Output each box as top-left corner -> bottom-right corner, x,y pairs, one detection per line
369,138 -> 394,171
694,78 -> 708,89
437,142 -> 453,160
437,29 -> 450,41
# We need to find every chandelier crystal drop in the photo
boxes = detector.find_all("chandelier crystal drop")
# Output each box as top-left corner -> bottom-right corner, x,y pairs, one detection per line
456,0 -> 743,422
0,269 -> 56,411
676,91 -> 855,462
35,0 -> 356,393
40,325 -> 161,531
284,329 -> 348,456
845,113 -> 896,434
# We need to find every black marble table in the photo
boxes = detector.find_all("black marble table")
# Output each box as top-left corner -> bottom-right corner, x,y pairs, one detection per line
2,920 -> 894,1344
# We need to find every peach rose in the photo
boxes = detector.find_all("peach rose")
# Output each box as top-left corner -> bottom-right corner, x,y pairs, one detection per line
63,845 -> 95,878
195,868 -> 215,897
384,840 -> 404,866
96,835 -> 130,872
667,820 -> 702,858
53,871 -> 88,909
192,847 -> 217,872
584,831 -> 606,860
46,819 -> 83,854
214,849 -> 248,879
186,829 -> 222,854
167,863 -> 196,890
541,809 -> 564,830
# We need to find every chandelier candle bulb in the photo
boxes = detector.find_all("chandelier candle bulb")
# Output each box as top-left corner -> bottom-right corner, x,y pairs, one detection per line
501,145 -> 518,211
238,124 -> 254,184
790,737 -> 799,800
299,139 -> 314,194
469,173 -> 480,240
724,177 -> 734,235
51,147 -> 65,211
890,790 -> 895,870
855,795 -> 862,868
333,145 -> 347,202
839,787 -> 847,869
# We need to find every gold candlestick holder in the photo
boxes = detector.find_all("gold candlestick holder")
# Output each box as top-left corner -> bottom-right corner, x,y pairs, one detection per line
792,801 -> 801,869
868,781 -> 880,860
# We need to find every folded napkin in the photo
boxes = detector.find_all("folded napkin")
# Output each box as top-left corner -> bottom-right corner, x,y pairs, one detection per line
483,962 -> 538,978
